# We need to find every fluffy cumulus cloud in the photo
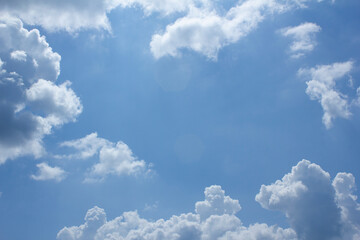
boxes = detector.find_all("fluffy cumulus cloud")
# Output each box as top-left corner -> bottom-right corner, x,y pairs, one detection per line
298,61 -> 356,128
31,162 -> 67,182
280,22 -> 321,58
59,133 -> 149,182
256,159 -> 360,240
57,160 -> 360,240
150,0 -> 312,60
0,16 -> 82,163
57,185 -> 295,240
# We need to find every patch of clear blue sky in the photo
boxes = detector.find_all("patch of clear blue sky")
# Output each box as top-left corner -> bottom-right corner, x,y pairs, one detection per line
0,0 -> 360,239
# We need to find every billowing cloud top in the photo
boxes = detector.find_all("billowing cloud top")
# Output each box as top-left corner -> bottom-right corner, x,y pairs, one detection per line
57,159 -> 360,239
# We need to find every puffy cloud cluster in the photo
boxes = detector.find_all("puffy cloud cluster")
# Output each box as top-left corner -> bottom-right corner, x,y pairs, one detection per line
0,0 -> 325,59
0,16 -> 82,163
59,133 -> 149,182
280,22 -> 321,58
57,160 -> 360,240
57,185 -> 295,240
298,61 -> 356,128
31,162 -> 67,182
150,0 -> 312,60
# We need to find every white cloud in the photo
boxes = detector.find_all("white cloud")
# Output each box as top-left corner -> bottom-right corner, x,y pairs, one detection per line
10,50 -> 27,61
220,223 -> 297,240
280,22 -> 321,58
59,133 -> 149,182
150,0 -> 311,60
58,160 -> 360,240
195,185 -> 241,221
0,0 -> 122,33
333,173 -> 360,239
256,160 -> 342,239
57,185 -> 295,240
115,0 -> 206,15
0,17 -> 82,163
26,79 -> 83,126
59,132 -> 110,160
298,61 -> 355,128
256,159 -> 360,240
31,162 -> 67,182
0,0 -> 211,33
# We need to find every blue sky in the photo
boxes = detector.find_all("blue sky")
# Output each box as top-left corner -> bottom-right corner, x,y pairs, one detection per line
0,0 -> 360,239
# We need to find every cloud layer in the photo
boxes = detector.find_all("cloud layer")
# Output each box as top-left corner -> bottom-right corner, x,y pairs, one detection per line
57,160 -> 360,240
0,16 -> 82,163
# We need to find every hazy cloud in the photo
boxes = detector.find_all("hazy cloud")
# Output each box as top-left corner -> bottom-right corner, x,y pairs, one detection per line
10,50 -> 27,61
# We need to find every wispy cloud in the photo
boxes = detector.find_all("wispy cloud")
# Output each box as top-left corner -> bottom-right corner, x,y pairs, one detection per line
280,22 -> 321,58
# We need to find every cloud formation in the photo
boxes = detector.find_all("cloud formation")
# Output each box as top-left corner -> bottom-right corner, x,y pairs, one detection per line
31,162 -> 67,182
57,160 -> 360,239
150,0 -> 311,60
256,160 -> 342,239
57,185 -> 295,240
0,0 -> 322,59
59,133 -> 149,182
298,61 -> 356,128
280,22 -> 321,58
0,16 -> 82,163
0,0 -> 122,33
